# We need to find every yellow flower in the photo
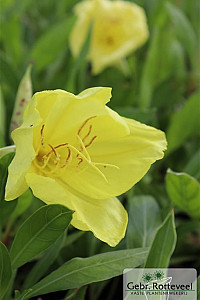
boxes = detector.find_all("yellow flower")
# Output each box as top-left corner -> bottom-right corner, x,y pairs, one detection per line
69,0 -> 149,74
5,88 -> 166,246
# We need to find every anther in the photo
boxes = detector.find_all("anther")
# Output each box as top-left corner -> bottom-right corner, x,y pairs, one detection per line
40,124 -> 45,146
48,144 -> 58,158
85,136 -> 97,148
77,116 -> 96,136
82,124 -> 92,143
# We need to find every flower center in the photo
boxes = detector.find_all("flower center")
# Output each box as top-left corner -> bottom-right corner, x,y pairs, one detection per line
34,116 -> 119,182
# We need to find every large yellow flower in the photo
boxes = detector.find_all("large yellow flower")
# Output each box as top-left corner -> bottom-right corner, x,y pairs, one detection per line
5,88 -> 166,246
70,0 -> 149,74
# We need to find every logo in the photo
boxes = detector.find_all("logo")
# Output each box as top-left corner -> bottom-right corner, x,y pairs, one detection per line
123,268 -> 197,299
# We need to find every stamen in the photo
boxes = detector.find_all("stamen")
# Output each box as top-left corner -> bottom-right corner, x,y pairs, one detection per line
85,136 -> 97,148
76,134 -> 91,161
34,152 -> 52,169
60,147 -> 71,168
88,161 -> 108,183
55,143 -> 68,149
48,144 -> 58,158
77,116 -> 96,136
77,157 -> 83,166
94,162 -> 120,169
82,125 -> 92,143
40,124 -> 45,146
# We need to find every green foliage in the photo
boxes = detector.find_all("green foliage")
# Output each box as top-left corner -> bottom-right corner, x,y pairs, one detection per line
25,248 -> 148,298
166,169 -> 200,218
145,210 -> 177,268
167,91 -> 200,153
22,233 -> 65,289
0,242 -> 12,299
127,195 -> 162,248
10,204 -> 73,269
31,16 -> 76,72
0,88 -> 6,147
166,2 -> 197,67
0,0 -> 199,298
0,153 -> 17,228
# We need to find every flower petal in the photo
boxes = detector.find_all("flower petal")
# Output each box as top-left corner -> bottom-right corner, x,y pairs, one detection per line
71,196 -> 128,247
90,1 -> 149,73
62,118 -> 167,200
69,0 -> 95,57
25,172 -> 127,246
41,87 -> 116,145
5,98 -> 42,200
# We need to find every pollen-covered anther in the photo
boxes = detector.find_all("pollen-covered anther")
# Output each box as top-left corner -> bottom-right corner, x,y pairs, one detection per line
77,116 -> 96,137
40,124 -> 45,146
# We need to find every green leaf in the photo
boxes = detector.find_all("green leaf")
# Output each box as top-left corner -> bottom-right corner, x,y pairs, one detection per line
0,153 -> 17,227
0,242 -> 12,300
25,248 -> 148,298
166,169 -> 200,218
0,53 -> 19,91
65,24 -> 92,93
0,152 -> 15,203
127,195 -> 162,248
139,27 -> 160,109
0,87 -> 5,146
65,286 -> 87,300
22,233 -> 65,289
9,189 -> 33,222
9,64 -> 32,134
184,149 -> 200,181
10,204 -> 73,269
31,16 -> 76,72
167,91 -> 200,153
166,2 -> 197,67
145,210 -> 177,268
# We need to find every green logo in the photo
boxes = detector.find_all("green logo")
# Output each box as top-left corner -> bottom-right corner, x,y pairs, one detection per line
142,270 -> 164,283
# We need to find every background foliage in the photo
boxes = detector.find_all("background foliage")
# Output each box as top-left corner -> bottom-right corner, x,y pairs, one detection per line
0,0 -> 199,299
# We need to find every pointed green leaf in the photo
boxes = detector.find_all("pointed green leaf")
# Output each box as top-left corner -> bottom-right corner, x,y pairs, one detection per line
10,204 -> 73,269
0,152 -> 15,203
31,16 -> 76,72
22,233 -> 65,289
9,189 -> 33,222
0,153 -> 17,227
167,91 -> 200,153
0,242 -> 12,300
10,64 -> 32,134
127,195 -> 162,248
145,210 -> 177,268
0,87 -> 5,147
184,149 -> 200,181
139,27 -> 160,109
166,169 -> 200,218
166,2 -> 197,67
25,248 -> 148,298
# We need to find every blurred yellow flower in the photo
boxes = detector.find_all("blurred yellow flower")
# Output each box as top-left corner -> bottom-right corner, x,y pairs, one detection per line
5,88 -> 166,246
70,0 -> 149,74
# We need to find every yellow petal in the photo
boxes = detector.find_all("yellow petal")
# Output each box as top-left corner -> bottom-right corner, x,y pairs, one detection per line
70,0 -> 149,74
25,172 -> 127,246
71,196 -> 128,247
90,0 -> 149,74
5,98 -> 42,200
40,87 -> 115,145
62,117 -> 167,200
69,0 -> 95,57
